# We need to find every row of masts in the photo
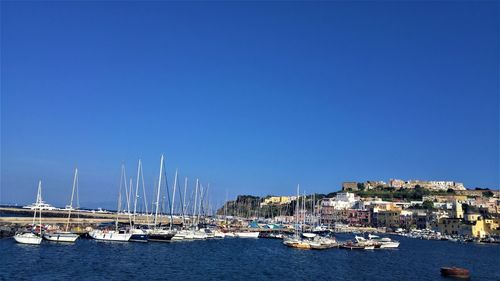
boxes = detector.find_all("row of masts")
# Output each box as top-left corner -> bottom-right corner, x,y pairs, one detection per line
114,154 -> 214,232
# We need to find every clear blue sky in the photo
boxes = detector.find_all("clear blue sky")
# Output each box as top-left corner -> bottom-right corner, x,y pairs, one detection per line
1,1 -> 498,209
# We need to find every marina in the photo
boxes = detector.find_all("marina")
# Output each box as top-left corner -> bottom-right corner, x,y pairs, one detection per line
1,233 -> 498,280
2,1 -> 498,280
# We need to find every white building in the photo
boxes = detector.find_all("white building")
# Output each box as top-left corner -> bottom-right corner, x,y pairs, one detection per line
321,192 -> 359,210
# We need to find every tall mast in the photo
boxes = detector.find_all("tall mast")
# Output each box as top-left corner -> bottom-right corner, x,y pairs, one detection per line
295,184 -> 300,237
39,181 -> 42,234
128,177 -> 133,226
197,183 -> 204,226
66,168 -> 78,232
224,190 -> 228,223
116,164 -> 125,231
181,177 -> 188,227
133,159 -> 141,223
193,179 -> 199,228
303,191 -> 306,228
154,154 -> 164,229
170,169 -> 178,230
32,181 -> 40,227
139,161 -> 149,224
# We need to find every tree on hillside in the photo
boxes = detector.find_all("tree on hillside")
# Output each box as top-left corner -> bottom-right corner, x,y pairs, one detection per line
422,200 -> 434,210
483,191 -> 494,198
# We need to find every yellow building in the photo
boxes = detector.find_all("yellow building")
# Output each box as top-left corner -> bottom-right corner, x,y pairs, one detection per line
438,214 -> 500,238
462,214 -> 500,238
261,196 -> 295,206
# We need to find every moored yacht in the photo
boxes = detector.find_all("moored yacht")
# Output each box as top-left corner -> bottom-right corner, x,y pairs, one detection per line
368,234 -> 400,248
44,168 -> 80,243
129,228 -> 149,242
148,229 -> 176,242
43,232 -> 79,243
90,229 -> 132,242
14,232 -> 42,245
15,181 -> 44,245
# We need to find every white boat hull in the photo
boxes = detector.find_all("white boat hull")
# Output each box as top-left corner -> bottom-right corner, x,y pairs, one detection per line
14,233 -> 42,245
235,232 -> 259,238
90,231 -> 131,242
380,242 -> 400,248
214,232 -> 225,238
43,232 -> 79,242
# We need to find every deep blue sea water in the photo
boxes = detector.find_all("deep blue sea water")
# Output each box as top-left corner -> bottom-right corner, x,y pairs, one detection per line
1,234 -> 499,281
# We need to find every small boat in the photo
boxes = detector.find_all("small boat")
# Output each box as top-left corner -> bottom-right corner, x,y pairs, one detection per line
340,242 -> 365,250
14,232 -> 42,245
224,232 -> 236,238
283,237 -> 311,249
235,231 -> 260,238
43,232 -> 79,243
440,267 -> 470,279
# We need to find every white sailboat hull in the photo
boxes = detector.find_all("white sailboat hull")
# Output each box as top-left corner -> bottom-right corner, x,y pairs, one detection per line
90,230 -> 131,242
214,231 -> 225,238
235,232 -> 259,238
43,232 -> 79,242
193,231 -> 208,239
14,233 -> 42,245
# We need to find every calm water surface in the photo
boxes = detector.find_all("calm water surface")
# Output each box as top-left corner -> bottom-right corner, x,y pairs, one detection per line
1,235 -> 499,280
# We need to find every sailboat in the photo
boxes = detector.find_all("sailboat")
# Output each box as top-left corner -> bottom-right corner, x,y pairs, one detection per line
90,165 -> 132,242
14,181 -> 44,245
283,185 -> 311,249
148,155 -> 176,242
44,169 -> 80,242
128,159 -> 149,242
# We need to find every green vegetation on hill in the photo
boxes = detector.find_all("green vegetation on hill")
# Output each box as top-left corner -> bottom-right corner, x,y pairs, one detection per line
354,186 -> 451,200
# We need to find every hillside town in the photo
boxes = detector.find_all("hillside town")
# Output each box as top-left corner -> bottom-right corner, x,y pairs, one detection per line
220,179 -> 500,241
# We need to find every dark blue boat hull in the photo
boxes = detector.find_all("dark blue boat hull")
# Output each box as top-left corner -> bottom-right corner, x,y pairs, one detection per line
130,234 -> 149,242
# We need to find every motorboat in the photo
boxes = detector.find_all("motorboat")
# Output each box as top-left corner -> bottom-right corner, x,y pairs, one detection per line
368,234 -> 400,248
